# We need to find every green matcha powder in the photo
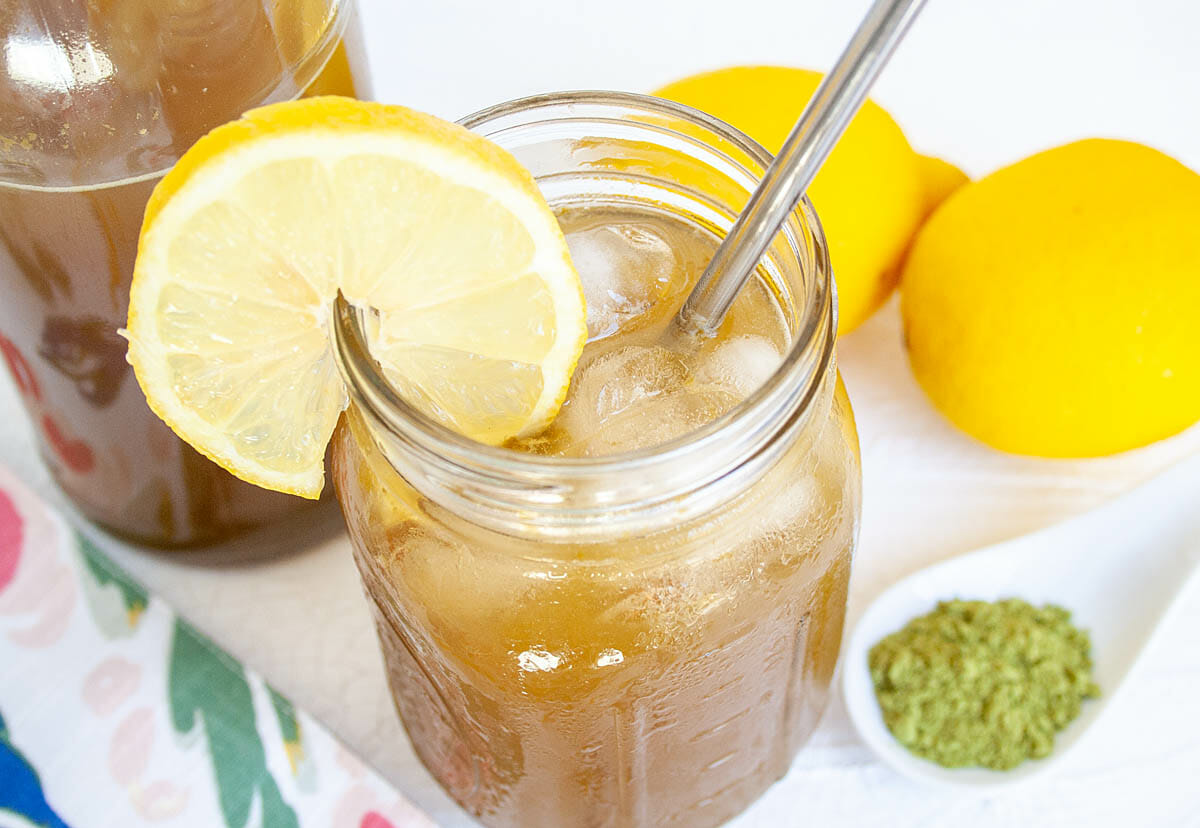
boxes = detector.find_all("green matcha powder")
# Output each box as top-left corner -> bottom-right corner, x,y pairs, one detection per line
869,598 -> 1100,770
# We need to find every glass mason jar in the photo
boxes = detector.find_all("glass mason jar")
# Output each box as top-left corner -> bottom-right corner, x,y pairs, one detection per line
331,93 -> 861,828
0,0 -> 370,546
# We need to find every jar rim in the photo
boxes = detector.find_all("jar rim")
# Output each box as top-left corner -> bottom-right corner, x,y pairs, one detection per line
332,90 -> 835,485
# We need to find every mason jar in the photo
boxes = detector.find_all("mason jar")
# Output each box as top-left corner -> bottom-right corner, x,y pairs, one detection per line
331,92 -> 861,828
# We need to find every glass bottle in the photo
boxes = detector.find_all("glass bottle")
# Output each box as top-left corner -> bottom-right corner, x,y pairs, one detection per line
0,0 -> 370,546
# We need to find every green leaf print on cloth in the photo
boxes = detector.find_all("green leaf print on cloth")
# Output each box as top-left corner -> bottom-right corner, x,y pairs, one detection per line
75,532 -> 148,637
268,687 -> 306,775
168,620 -> 299,828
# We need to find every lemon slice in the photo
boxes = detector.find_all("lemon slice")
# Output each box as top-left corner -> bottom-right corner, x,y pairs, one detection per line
125,97 -> 587,498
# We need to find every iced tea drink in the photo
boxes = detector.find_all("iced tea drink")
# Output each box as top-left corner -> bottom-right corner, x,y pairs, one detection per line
0,0 -> 368,545
332,95 -> 861,827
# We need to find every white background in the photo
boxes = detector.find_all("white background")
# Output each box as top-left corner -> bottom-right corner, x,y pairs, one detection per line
356,0 -> 1200,176
3,0 -> 1200,825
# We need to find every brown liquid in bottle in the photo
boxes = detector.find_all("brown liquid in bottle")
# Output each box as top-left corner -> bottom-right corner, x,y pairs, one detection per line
0,0 -> 369,546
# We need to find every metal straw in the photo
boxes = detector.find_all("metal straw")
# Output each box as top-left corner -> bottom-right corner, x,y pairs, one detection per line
675,0 -> 927,337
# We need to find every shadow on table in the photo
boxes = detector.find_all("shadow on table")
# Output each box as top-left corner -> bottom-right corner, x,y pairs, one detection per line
80,493 -> 347,569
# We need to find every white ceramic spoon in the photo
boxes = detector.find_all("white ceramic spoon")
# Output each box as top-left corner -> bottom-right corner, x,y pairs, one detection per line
842,452 -> 1200,792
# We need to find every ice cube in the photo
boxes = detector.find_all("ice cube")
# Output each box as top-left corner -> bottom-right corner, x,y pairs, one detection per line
566,222 -> 684,340
565,345 -> 688,423
694,336 -> 782,398
555,345 -> 740,456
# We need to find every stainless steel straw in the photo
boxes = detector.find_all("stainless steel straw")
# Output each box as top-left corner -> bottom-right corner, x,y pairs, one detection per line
675,0 -> 927,337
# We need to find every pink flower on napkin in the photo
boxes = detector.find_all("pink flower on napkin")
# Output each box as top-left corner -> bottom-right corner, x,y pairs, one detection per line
0,471 -> 74,647
0,489 -> 21,593
334,783 -> 436,828
83,657 -> 142,716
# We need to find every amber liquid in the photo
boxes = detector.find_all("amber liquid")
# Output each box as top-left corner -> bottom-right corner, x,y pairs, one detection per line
334,206 -> 860,826
0,0 -> 368,546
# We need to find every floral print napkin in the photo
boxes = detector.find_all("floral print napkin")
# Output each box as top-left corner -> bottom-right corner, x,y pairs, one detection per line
0,465 -> 434,828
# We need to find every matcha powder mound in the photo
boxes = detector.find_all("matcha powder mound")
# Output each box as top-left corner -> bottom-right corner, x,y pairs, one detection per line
868,598 -> 1100,770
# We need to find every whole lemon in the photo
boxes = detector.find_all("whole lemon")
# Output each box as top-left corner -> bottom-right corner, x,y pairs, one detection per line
654,66 -> 930,334
915,154 -> 969,218
901,139 -> 1200,457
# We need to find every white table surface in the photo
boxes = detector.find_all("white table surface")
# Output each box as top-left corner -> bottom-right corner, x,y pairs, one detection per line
4,0 -> 1200,825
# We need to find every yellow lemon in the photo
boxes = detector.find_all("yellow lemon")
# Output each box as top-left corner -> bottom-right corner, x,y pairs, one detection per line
125,97 -> 587,497
916,154 -> 969,217
654,66 -> 928,334
901,138 -> 1200,457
